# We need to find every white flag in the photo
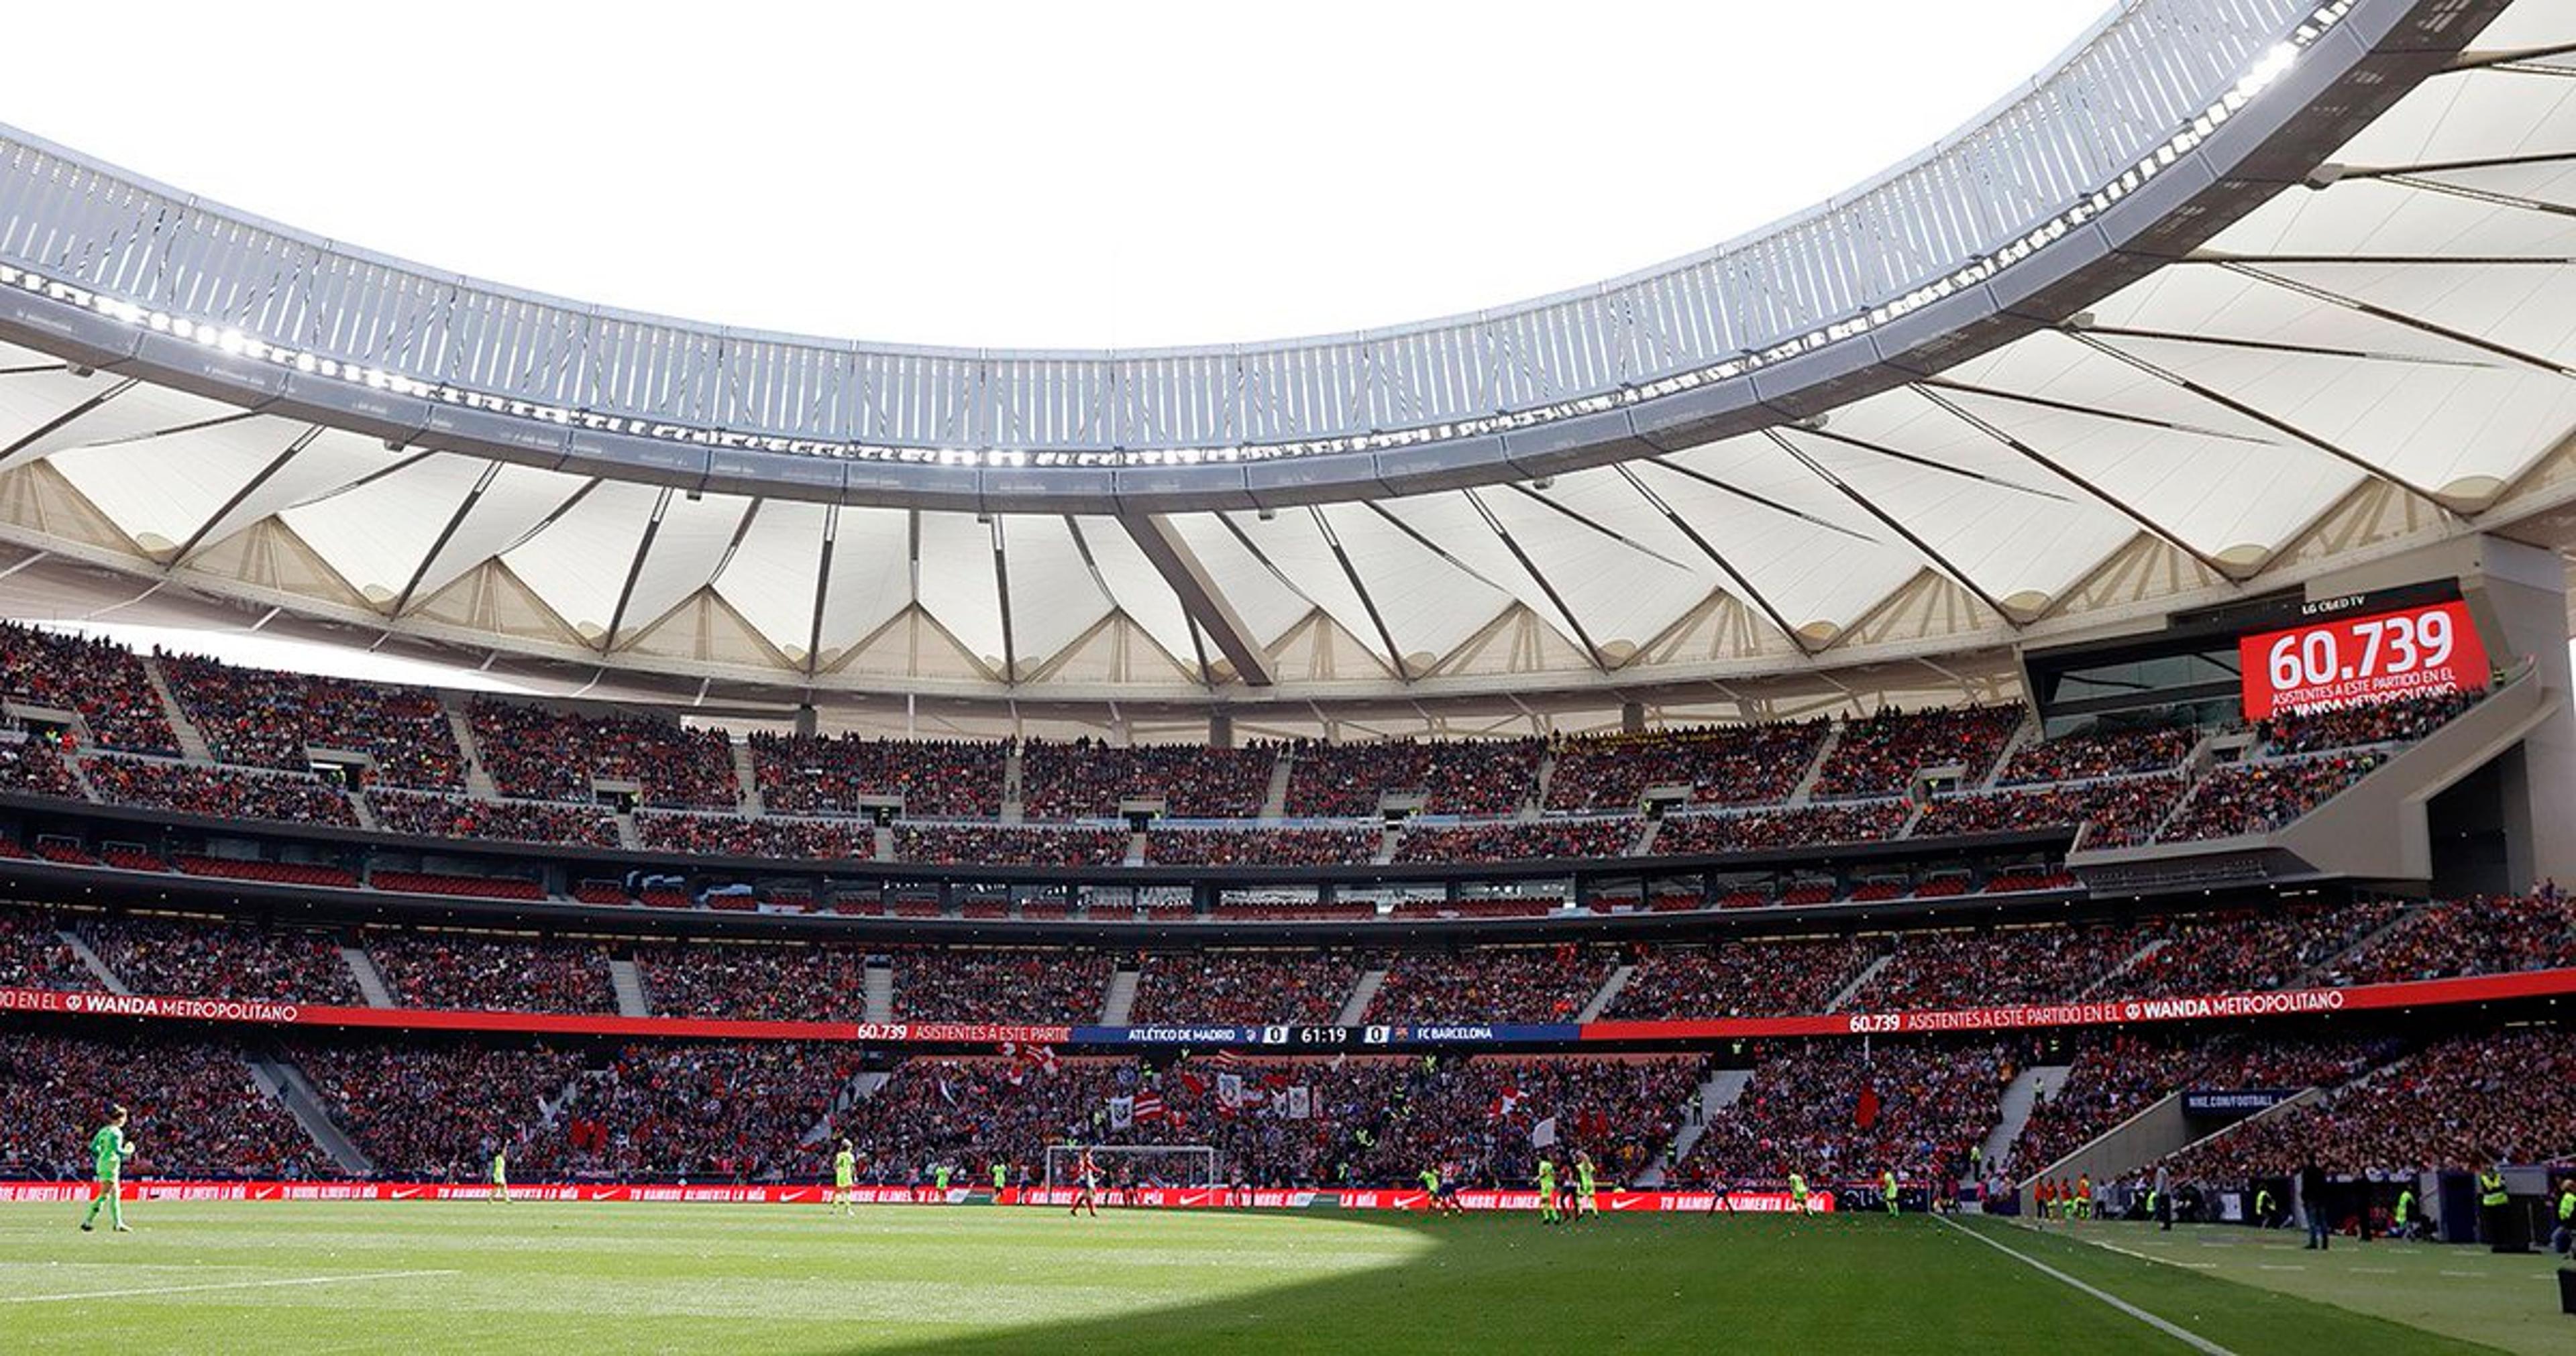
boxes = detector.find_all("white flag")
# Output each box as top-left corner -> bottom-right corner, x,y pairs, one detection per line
1109,1096 -> 1134,1131
1287,1086 -> 1311,1120
1530,1115 -> 1559,1148
1218,1072 -> 1245,1108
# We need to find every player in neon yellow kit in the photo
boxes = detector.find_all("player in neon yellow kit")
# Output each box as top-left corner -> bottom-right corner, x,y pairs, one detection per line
1882,1168 -> 1899,1217
78,1105 -> 133,1233
831,1139 -> 856,1215
1788,1171 -> 1809,1213
489,1147 -> 510,1203
1575,1151 -> 1599,1223
1536,1154 -> 1560,1225
991,1159 -> 1010,1200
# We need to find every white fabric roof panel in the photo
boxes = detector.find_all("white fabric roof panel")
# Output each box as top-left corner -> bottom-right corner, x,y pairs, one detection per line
0,1 -> 2569,702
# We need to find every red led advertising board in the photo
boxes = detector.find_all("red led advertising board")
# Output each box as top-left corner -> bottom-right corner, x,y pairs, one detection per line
2239,597 -> 2488,720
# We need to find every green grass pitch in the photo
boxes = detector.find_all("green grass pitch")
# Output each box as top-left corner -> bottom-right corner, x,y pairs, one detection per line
0,1202 -> 2562,1353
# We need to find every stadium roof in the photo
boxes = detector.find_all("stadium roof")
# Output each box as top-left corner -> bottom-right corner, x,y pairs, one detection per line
0,0 -> 2572,719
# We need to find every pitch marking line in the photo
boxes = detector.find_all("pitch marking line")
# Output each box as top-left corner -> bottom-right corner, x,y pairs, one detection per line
0,1268 -> 459,1304
1937,1218 -> 2236,1356
2086,1236 -> 2216,1269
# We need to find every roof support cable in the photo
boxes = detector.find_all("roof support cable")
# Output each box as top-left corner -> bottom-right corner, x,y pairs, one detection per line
1763,429 -> 2021,626
2061,329 -> 2462,512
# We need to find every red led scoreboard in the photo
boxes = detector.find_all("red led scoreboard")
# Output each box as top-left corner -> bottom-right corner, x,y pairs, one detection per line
2237,593 -> 2489,720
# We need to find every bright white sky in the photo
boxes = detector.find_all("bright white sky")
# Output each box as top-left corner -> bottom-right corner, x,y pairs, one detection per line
9,0 -> 2104,349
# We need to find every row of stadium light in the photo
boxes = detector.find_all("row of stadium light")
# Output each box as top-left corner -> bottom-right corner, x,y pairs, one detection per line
0,5 -> 2340,471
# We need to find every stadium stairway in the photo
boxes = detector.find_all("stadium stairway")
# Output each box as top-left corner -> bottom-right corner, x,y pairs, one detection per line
2306,901 -> 2429,982
1530,748 -> 1558,815
1786,725 -> 1841,806
444,696 -> 502,799
1982,711 -> 2040,791
1260,751 -> 1292,822
872,824 -> 894,862
999,742 -> 1025,824
347,793 -> 380,832
1336,968 -> 1387,1025
339,945 -> 396,1008
1980,1064 -> 2072,1178
2019,1084 -> 2327,1215
248,1054 -> 373,1176
1100,967 -> 1141,1025
862,962 -> 894,1023
136,653 -> 216,763
731,737 -> 765,815
609,956 -> 651,1017
1640,1069 -> 1750,1188
1371,826 -> 1400,865
1122,832 -> 1147,866
1825,954 -> 1892,1012
1629,819 -> 1661,856
2074,939 -> 2167,1000
57,929 -> 131,995
1576,964 -> 1635,1022
806,1070 -> 893,1146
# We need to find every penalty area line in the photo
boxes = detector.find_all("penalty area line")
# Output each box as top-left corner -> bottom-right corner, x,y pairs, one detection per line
0,1268 -> 460,1304
1935,1217 -> 2237,1356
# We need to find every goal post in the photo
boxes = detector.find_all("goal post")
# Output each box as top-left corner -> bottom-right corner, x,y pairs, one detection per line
1044,1143 -> 1220,1190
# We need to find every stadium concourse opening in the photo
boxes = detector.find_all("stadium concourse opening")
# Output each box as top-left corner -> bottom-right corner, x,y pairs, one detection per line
9,0 -> 2576,1349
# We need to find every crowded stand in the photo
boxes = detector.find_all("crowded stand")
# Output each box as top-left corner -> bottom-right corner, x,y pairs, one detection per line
2259,689 -> 2481,758
1676,1037 -> 2010,1186
2158,1028 -> 2576,1185
78,911 -> 361,1005
0,622 -> 179,755
0,734 -> 80,797
1283,737 -> 1541,818
892,948 -> 1115,1023
635,811 -> 871,862
528,1041 -> 865,1180
1996,726 -> 2195,786
362,931 -> 619,1013
1019,739 -> 1274,820
0,903 -> 95,989
2153,753 -> 2387,843
2008,1033 -> 2389,1177
1907,777 -> 2184,846
368,788 -> 622,848
468,699 -> 738,811
1368,945 -> 1612,1025
633,942 -> 871,1021
1126,950 -> 1366,1026
1860,925 -> 2140,1009
1147,827 -> 1377,867
2337,889 -> 2576,984
1604,937 -> 1876,1020
1654,801 -> 1909,856
1811,705 -> 2022,799
1542,721 -> 1830,813
83,754 -> 358,827
297,1040 -> 584,1179
748,732 -> 1003,820
1353,1054 -> 1700,1188
161,653 -> 468,791
2120,900 -> 2411,999
0,1029 -> 334,1180
1395,817 -> 1635,864
896,824 -> 1124,868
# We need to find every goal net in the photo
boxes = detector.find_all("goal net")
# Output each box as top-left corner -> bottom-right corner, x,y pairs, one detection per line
1044,1143 -> 1220,1190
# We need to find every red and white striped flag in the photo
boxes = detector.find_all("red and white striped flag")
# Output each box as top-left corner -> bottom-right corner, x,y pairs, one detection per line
1133,1090 -> 1167,1124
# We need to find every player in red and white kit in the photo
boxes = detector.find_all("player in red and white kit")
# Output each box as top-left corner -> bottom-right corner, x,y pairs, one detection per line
1069,1146 -> 1100,1219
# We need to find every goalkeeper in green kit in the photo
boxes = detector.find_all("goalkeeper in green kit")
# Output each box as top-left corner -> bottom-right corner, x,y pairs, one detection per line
78,1105 -> 134,1233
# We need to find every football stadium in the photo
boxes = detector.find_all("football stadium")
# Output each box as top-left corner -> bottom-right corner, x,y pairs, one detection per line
3,0 -> 2576,1349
